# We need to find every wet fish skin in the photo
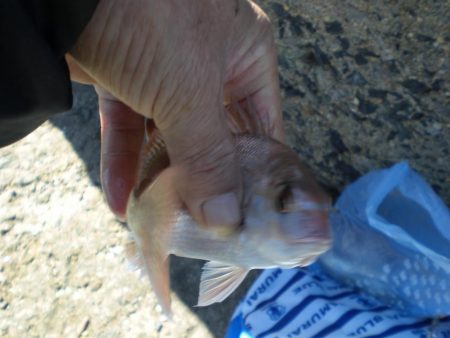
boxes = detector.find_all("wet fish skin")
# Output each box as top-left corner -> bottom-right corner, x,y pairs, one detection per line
126,103 -> 332,316
164,134 -> 331,265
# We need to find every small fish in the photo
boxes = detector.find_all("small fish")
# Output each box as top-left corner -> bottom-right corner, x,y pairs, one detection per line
126,100 -> 332,316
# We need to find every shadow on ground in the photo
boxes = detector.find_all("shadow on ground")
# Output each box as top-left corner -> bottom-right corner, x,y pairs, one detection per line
50,84 -> 102,188
51,83 -> 256,338
170,256 -> 259,337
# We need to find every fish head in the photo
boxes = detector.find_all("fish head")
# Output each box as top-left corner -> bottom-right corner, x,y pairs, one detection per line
237,136 -> 332,268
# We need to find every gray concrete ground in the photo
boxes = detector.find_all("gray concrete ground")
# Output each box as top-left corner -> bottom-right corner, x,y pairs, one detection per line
0,84 -> 258,337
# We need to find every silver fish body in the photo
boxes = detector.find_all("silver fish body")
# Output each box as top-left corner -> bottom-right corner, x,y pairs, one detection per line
169,204 -> 329,270
126,108 -> 331,315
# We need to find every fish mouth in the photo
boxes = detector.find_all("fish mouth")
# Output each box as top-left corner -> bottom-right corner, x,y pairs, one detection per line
287,236 -> 331,245
291,202 -> 334,212
275,235 -> 331,270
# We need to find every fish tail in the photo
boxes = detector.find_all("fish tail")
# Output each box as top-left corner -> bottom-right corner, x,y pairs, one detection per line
126,168 -> 179,317
139,233 -> 172,317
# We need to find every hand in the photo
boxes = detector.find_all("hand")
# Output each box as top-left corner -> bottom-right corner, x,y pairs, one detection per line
67,0 -> 284,227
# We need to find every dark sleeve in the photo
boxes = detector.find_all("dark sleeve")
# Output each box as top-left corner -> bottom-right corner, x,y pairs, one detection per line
0,0 -> 99,147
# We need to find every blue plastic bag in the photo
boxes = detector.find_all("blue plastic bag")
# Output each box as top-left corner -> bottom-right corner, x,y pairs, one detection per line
319,161 -> 450,317
226,162 -> 450,337
226,266 -> 450,338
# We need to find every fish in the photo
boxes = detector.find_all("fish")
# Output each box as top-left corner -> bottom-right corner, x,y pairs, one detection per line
126,100 -> 332,316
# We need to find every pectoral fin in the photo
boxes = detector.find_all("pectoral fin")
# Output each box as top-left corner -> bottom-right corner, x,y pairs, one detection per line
197,261 -> 249,306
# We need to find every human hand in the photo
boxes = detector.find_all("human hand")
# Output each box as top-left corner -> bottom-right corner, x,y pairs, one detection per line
68,0 -> 284,228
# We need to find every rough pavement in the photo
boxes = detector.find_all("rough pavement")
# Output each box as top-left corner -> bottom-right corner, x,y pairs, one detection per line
0,84 -> 255,337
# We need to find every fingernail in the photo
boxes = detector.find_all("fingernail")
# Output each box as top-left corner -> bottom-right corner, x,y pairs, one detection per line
202,192 -> 240,227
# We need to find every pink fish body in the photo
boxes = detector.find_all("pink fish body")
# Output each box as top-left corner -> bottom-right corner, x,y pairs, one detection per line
126,102 -> 331,316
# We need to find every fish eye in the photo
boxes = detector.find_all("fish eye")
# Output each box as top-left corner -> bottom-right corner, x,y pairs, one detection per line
276,185 -> 294,213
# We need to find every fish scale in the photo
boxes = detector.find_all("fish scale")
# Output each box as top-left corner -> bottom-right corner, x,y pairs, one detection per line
126,101 -> 332,316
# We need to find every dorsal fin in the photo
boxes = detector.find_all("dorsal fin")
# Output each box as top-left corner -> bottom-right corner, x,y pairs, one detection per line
135,119 -> 170,197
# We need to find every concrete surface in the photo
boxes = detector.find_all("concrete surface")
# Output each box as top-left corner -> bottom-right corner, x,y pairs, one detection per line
259,0 -> 449,203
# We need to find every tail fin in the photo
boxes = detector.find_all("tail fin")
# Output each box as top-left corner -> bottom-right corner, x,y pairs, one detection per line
126,168 -> 180,317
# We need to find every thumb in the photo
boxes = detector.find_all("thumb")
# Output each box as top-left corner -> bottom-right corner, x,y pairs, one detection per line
160,105 -> 242,229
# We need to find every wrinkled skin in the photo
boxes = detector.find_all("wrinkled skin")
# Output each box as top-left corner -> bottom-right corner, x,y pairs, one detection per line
67,0 -> 283,229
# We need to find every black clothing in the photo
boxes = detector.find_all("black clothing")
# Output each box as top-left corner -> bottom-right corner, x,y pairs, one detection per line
0,0 -> 99,146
